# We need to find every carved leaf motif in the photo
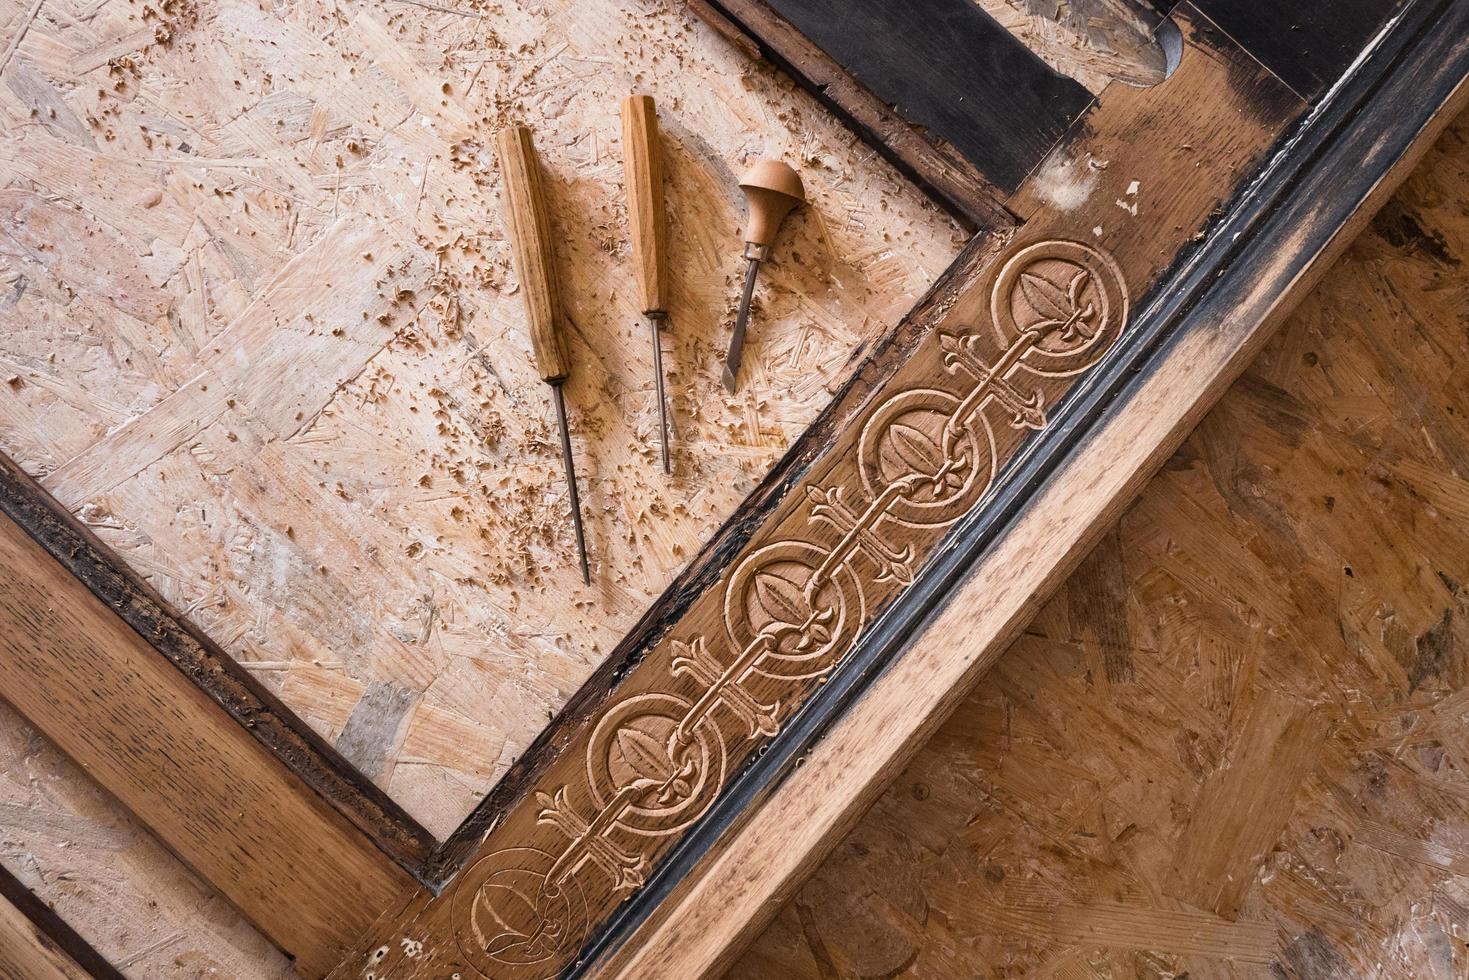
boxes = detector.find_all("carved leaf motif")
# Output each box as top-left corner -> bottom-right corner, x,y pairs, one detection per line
617,726 -> 674,784
939,330 -> 962,353
886,421 -> 944,477
1019,269 -> 1073,324
1067,268 -> 1091,308
753,570 -> 809,627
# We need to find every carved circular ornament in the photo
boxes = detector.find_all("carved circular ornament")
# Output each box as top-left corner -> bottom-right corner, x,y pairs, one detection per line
858,387 -> 998,528
586,692 -> 727,836
991,239 -> 1128,377
724,539 -> 865,677
452,846 -> 588,978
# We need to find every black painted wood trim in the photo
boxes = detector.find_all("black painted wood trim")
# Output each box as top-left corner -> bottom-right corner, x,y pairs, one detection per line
0,455 -> 438,879
575,0 -> 1468,971
761,0 -> 1093,191
1191,0 -> 1405,101
0,863 -> 126,980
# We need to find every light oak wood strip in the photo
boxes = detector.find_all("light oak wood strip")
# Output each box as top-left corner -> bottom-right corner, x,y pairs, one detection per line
621,95 -> 669,317
597,13 -> 1469,980
0,895 -> 92,980
0,510 -> 416,978
0,864 -> 123,980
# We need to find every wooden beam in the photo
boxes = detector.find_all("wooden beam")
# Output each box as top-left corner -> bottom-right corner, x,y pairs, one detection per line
0,454 -> 437,876
0,505 -> 417,977
326,6 -> 1350,977
0,864 -> 123,980
594,3 -> 1469,977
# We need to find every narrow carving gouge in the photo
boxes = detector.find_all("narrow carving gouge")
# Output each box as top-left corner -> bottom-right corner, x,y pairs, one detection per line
723,159 -> 805,393
621,94 -> 672,472
495,125 -> 591,584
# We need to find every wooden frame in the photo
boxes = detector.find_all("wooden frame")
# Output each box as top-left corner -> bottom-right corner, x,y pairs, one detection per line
1,0 -> 1464,976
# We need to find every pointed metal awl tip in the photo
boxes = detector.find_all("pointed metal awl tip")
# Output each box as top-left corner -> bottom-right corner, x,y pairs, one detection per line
551,383 -> 591,585
649,315 -> 671,474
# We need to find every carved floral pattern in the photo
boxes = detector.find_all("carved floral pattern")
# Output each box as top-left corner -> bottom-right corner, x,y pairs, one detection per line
451,240 -> 1128,979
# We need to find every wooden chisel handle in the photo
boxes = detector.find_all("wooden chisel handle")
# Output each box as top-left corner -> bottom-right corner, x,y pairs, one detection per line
620,95 -> 669,317
495,125 -> 569,383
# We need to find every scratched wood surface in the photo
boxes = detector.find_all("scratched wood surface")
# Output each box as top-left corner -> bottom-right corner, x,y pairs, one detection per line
0,699 -> 292,978
732,108 -> 1469,980
0,0 -> 964,836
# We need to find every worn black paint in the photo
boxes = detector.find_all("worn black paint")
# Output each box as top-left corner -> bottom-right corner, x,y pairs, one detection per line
761,0 -> 1093,192
1192,0 -> 1404,100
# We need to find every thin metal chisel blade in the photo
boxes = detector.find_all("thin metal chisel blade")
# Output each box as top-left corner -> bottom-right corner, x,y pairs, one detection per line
723,257 -> 760,394
650,316 -> 671,473
551,384 -> 590,584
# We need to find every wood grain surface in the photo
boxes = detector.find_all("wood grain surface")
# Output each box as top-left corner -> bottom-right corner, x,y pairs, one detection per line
0,0 -> 964,838
732,105 -> 1469,980
1,697 -> 293,979
0,506 -> 415,976
0,893 -> 93,980
0,863 -> 114,980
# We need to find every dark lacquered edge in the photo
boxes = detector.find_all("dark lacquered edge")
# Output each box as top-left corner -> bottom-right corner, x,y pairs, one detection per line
0,863 -> 127,979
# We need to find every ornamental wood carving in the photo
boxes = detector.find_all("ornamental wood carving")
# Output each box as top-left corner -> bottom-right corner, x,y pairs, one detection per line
362,240 -> 1132,980
335,9 -> 1300,976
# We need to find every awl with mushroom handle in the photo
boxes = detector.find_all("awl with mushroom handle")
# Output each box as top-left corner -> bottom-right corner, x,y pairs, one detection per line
495,124 -> 591,584
620,94 -> 673,473
723,159 -> 805,393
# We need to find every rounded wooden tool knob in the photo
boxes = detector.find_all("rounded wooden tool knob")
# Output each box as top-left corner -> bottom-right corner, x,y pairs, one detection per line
621,94 -> 669,316
495,125 -> 569,383
739,159 -> 805,249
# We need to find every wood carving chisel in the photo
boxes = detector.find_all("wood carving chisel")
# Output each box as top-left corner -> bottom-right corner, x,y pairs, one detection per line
620,94 -> 673,473
495,125 -> 591,584
723,159 -> 805,393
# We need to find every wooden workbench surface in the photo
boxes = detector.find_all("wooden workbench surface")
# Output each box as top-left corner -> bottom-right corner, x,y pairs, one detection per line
0,0 -> 962,835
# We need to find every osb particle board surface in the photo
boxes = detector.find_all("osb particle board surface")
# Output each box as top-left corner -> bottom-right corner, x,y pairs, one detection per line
731,109 -> 1469,980
0,0 -> 964,836
0,700 -> 291,979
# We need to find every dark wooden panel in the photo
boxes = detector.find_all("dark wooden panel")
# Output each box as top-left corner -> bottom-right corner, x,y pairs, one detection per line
1193,0 -> 1404,100
761,0 -> 1094,191
696,0 -> 1020,226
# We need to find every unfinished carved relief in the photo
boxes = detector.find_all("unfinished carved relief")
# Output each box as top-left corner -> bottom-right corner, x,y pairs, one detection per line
434,240 -> 1128,979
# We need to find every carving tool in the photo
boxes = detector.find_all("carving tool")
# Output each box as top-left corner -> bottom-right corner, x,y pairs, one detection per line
495,125 -> 590,584
723,159 -> 805,393
620,94 -> 672,473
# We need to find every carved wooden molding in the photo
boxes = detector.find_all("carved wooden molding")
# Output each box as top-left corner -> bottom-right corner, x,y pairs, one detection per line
326,5 -> 1359,974
451,238 -> 1130,975
0,0 -> 1454,977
